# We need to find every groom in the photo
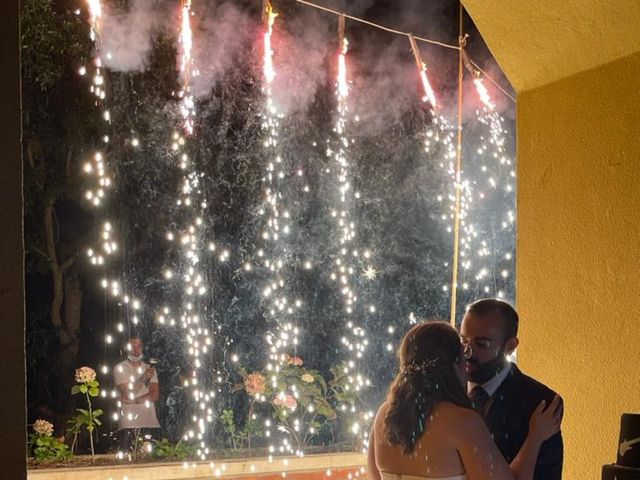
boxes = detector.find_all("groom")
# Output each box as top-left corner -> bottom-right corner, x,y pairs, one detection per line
460,298 -> 563,479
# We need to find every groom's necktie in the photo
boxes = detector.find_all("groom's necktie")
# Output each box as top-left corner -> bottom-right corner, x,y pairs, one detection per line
470,386 -> 490,413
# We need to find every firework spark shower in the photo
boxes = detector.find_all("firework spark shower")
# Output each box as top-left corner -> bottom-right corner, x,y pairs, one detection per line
25,0 -> 516,471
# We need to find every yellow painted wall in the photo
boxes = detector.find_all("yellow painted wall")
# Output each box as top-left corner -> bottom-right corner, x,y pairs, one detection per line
462,0 -> 640,92
517,52 -> 640,479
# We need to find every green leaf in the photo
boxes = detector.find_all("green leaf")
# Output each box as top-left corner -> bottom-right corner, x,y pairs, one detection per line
316,375 -> 328,394
87,424 -> 94,433
88,387 -> 99,397
94,418 -> 102,426
330,362 -> 349,383
87,380 -> 99,388
66,423 -> 80,435
315,397 -> 336,420
303,384 -> 322,397
79,384 -> 88,394
70,385 -> 81,395
93,409 -> 103,417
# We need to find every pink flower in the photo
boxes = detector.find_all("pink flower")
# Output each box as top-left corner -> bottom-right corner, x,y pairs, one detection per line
274,393 -> 297,411
74,366 -> 97,384
244,373 -> 266,397
287,355 -> 303,366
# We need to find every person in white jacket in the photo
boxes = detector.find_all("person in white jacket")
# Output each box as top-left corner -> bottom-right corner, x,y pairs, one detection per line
114,336 -> 160,453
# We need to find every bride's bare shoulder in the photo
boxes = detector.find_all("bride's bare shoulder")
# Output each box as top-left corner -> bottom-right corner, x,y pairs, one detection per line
432,402 -> 481,431
434,401 -> 470,413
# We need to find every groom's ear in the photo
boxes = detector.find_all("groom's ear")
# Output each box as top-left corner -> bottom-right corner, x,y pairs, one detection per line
504,336 -> 519,356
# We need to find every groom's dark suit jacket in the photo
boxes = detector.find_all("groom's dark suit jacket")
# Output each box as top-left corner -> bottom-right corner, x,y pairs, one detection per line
484,364 -> 563,480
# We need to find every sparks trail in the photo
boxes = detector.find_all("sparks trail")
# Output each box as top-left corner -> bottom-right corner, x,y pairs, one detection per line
80,0 -> 150,454
179,0 -> 196,135
256,0 -> 306,461
329,18 -> 374,447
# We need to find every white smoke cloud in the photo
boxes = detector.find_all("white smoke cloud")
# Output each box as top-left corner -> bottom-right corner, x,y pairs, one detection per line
270,8 -> 332,114
95,0 -> 512,115
101,0 -> 164,72
191,2 -> 256,98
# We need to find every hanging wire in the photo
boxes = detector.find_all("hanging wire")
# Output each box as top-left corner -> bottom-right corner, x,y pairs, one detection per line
468,58 -> 516,102
294,0 -> 460,50
293,0 -> 515,104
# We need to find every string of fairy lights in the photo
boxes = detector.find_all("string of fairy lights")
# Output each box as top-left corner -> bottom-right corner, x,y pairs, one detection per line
74,0 -> 515,472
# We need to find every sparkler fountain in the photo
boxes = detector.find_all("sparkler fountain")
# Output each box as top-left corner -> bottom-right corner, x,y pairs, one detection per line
429,50 -> 515,318
164,0 -> 217,461
80,0 -> 150,428
256,0 -> 307,464
455,75 -> 515,302
60,1 -> 515,473
327,15 -> 374,450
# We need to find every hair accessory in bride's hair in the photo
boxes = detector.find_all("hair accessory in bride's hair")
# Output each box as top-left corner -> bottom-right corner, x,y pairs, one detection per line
403,357 -> 439,374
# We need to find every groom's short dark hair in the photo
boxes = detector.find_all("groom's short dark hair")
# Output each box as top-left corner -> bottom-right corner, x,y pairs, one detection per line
467,298 -> 519,340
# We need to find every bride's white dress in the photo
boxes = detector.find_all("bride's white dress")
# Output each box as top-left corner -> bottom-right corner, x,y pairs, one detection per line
380,473 -> 467,480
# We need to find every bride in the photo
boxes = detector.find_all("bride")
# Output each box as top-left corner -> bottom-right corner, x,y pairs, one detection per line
367,321 -> 562,480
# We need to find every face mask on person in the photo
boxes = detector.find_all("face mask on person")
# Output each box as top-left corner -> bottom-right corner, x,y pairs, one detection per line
128,353 -> 143,362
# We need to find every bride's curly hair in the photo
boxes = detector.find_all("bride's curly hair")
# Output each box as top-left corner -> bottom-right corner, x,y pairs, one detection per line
383,321 -> 471,454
